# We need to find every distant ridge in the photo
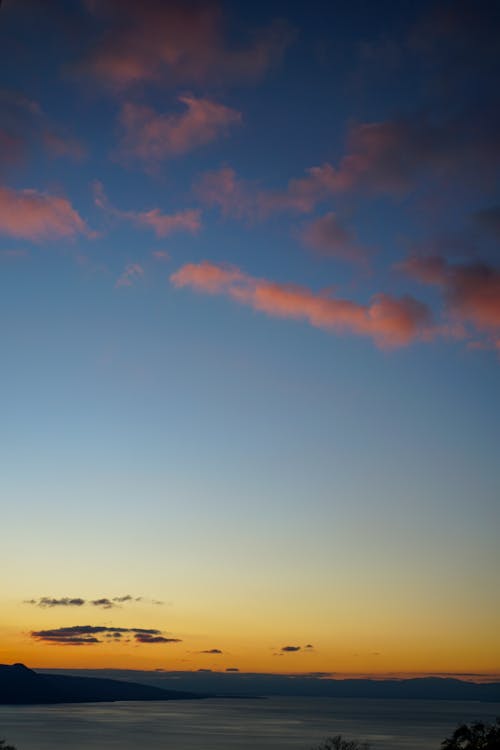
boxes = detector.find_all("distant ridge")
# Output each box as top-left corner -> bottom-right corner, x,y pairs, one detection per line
40,668 -> 500,702
0,663 -> 203,705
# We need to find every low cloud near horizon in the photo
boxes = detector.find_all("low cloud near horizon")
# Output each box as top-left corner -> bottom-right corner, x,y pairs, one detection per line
31,625 -> 181,646
25,596 -> 164,609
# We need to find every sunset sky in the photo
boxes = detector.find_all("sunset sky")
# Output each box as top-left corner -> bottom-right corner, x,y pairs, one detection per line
1,0 -> 499,678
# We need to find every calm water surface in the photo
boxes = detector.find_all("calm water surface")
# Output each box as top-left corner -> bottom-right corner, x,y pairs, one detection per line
1,697 -> 499,750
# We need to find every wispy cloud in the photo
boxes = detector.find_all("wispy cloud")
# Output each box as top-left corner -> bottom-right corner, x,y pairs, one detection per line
25,595 -> 162,608
171,261 -> 432,348
79,0 -> 294,90
94,181 -> 201,238
300,212 -> 370,266
117,96 -> 241,168
194,165 -> 335,220
25,598 -> 85,608
115,263 -> 144,289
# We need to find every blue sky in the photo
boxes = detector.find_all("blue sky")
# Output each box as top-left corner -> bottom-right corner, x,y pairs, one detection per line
0,0 -> 499,674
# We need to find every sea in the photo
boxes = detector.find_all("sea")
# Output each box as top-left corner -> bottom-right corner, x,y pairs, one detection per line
1,697 -> 499,750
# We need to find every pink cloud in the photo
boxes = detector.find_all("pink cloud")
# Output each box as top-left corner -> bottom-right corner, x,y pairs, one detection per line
194,167 -> 255,219
401,255 -> 500,343
196,113 -> 500,221
195,165 -> 336,221
171,261 -> 432,348
133,208 -> 201,238
116,263 -> 144,288
301,212 -> 370,266
80,1 -> 293,90
93,181 -> 201,238
319,116 -> 500,197
0,186 -> 89,241
117,96 -> 241,167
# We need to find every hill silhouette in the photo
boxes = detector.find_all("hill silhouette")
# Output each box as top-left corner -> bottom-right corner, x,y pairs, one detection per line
39,668 -> 500,701
0,663 -> 203,704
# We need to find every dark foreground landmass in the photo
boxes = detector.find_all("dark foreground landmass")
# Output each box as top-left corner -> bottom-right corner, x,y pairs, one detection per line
0,663 -> 204,704
41,668 -> 500,702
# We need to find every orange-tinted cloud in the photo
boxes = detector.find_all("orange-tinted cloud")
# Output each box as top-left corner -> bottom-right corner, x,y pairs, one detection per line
80,0 -> 293,90
0,186 -> 89,241
94,182 -> 201,238
401,255 -> 500,344
117,96 -> 241,168
171,262 -> 432,348
301,212 -> 370,266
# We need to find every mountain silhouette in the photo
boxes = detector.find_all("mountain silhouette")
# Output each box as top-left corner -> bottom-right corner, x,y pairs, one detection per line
0,663 -> 203,704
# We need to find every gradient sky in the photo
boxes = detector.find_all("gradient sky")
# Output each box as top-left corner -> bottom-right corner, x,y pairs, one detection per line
0,0 -> 499,677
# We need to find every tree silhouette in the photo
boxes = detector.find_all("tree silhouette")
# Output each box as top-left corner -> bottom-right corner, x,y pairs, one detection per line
311,737 -> 370,750
0,741 -> 17,750
441,718 -> 500,749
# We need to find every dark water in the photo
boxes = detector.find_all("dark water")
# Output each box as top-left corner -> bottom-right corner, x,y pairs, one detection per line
1,697 -> 499,750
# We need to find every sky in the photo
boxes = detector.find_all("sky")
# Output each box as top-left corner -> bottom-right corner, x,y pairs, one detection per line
0,0 -> 499,678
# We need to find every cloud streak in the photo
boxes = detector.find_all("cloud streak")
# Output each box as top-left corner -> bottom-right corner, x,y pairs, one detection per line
170,261 -> 432,348
25,595 -> 161,608
31,625 -> 181,646
117,96 -> 241,167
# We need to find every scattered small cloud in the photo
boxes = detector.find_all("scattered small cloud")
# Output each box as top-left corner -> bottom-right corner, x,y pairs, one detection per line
25,597 -> 85,608
115,263 -> 144,288
25,595 -> 162,608
90,598 -> 117,609
199,648 -> 223,654
135,634 -> 181,644
281,645 -> 301,652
